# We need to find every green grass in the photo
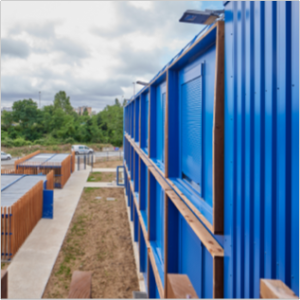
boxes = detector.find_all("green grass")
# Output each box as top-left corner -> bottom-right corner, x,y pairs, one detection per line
87,172 -> 115,182
84,187 -> 99,193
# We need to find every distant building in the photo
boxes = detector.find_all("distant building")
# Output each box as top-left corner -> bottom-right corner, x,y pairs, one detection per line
73,106 -> 92,116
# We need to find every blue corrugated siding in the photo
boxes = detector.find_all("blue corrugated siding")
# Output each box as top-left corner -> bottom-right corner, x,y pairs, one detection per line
179,215 -> 213,298
224,1 -> 299,297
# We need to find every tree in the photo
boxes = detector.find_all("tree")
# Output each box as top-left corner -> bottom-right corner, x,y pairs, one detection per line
115,98 -> 121,107
53,91 -> 73,114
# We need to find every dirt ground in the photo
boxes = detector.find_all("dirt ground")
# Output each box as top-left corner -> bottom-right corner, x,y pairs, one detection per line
87,172 -> 116,182
93,160 -> 123,168
43,187 -> 139,299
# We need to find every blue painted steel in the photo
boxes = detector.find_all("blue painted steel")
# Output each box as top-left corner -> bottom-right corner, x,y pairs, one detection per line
123,2 -> 299,297
149,258 -> 160,299
134,151 -> 139,192
224,1 -> 299,297
166,197 -> 214,297
135,98 -> 140,143
133,202 -> 138,242
153,81 -> 166,172
116,166 -> 125,187
42,190 -> 53,219
180,63 -> 203,194
140,160 -> 148,230
149,173 -> 165,286
179,214 -> 213,298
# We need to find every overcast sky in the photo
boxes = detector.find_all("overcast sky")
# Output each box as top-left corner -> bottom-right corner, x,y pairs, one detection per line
1,1 -> 223,112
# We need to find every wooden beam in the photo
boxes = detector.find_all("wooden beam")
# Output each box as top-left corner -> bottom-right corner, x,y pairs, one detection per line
212,20 -> 225,235
166,190 -> 223,258
260,279 -> 298,299
166,274 -> 198,299
213,256 -> 224,298
166,178 -> 214,233
149,167 -> 172,191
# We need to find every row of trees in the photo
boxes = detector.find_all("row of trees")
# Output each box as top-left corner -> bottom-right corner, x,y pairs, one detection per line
1,91 -> 125,147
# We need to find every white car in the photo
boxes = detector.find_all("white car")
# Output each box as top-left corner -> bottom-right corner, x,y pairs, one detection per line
71,145 -> 94,155
1,151 -> 12,160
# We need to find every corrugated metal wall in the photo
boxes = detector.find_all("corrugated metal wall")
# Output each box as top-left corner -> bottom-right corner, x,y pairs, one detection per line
224,1 -> 299,298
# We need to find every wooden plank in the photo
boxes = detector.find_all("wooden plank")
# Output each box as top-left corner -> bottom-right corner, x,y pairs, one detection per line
1,270 -> 8,298
166,190 -> 223,258
213,256 -> 224,298
149,249 -> 164,298
260,279 -> 298,299
166,178 -> 214,233
166,274 -> 198,299
212,20 -> 225,235
149,167 -> 171,191
68,271 -> 92,298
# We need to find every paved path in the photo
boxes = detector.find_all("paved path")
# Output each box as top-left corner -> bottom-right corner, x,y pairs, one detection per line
84,182 -> 123,188
91,168 -> 116,172
7,169 -> 90,299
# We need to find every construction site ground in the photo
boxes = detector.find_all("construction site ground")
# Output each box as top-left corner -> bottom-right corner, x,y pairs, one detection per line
43,187 -> 139,298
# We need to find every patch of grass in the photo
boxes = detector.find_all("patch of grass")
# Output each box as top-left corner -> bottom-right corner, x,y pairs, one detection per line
87,172 -> 115,182
84,187 -> 99,193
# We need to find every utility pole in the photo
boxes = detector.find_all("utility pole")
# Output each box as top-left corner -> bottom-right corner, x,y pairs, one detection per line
132,82 -> 135,96
39,91 -> 41,109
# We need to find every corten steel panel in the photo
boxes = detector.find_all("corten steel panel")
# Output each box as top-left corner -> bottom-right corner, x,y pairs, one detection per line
224,1 -> 299,298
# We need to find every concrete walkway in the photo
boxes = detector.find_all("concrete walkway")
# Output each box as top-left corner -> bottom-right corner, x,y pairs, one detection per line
7,169 -> 90,299
91,168 -> 116,172
84,182 -> 123,188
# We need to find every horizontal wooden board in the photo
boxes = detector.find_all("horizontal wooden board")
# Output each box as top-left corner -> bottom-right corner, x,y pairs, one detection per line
149,168 -> 172,191
166,178 -> 214,233
166,190 -> 223,258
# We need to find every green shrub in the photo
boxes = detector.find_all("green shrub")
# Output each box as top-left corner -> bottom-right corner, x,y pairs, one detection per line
64,137 -> 75,144
13,137 -> 27,147
2,138 -> 14,148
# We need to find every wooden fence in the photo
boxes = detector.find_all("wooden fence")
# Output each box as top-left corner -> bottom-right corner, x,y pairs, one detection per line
61,155 -> 71,188
1,180 -> 43,261
14,150 -> 40,173
1,169 -> 15,175
46,170 -> 54,190
71,151 -> 75,173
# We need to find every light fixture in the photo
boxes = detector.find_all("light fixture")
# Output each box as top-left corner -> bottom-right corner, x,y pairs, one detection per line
136,81 -> 149,86
179,9 -> 224,25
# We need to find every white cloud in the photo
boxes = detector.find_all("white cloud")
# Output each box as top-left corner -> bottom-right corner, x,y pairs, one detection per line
1,1 -> 223,111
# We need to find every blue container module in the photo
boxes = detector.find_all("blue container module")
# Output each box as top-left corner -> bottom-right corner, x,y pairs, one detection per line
123,1 -> 299,298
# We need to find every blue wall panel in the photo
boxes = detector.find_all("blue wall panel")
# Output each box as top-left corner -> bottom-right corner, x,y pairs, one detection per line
224,1 -> 299,297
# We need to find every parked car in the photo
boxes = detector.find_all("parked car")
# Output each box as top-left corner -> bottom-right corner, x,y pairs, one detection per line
71,145 -> 94,155
1,151 -> 12,160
